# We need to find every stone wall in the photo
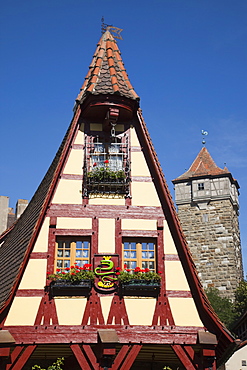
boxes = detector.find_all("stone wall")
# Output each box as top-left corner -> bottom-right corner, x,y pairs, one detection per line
177,199 -> 243,300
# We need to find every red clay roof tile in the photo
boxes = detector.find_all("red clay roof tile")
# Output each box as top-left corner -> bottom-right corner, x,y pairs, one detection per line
76,30 -> 139,103
173,147 -> 230,181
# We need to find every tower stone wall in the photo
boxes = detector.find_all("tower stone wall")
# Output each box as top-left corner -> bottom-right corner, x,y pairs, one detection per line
176,199 -> 242,300
173,147 -> 243,301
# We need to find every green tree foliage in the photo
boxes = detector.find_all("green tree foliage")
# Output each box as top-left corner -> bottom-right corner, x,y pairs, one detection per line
206,279 -> 247,330
32,357 -> 64,370
234,278 -> 247,318
205,287 -> 236,329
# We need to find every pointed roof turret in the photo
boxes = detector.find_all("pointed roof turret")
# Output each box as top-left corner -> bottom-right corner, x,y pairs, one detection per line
173,147 -> 233,182
76,30 -> 139,103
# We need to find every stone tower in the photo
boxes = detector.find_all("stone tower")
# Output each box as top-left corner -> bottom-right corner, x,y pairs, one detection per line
172,147 -> 243,300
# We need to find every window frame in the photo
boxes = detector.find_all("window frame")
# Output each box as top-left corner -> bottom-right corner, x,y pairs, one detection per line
122,238 -> 157,273
198,183 -> 204,191
54,236 -> 91,273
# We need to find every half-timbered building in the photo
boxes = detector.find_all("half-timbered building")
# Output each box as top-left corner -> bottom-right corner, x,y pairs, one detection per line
0,29 -> 236,370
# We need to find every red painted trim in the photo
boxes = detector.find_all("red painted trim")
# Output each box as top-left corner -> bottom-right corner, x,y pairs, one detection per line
120,344 -> 142,370
82,345 -> 98,370
10,345 -> 37,370
121,230 -> 158,237
107,295 -> 129,325
54,229 -> 93,236
47,225 -> 56,276
152,227 -> 175,326
34,295 -> 58,326
72,144 -> 84,150
166,291 -> 192,298
131,146 -> 142,152
3,325 -> 201,344
6,346 -> 24,370
16,290 -> 44,297
70,345 -> 91,370
111,345 -> 130,370
48,204 -> 164,219
61,174 -> 83,180
172,345 -> 197,370
165,254 -> 179,261
81,292 -> 104,325
0,348 -> 10,357
115,218 -> 122,258
125,197 -> 131,207
91,217 -> 98,257
29,253 -> 47,259
131,176 -> 152,182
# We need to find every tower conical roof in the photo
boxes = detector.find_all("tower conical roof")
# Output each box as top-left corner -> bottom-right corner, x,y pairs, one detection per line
76,30 -> 139,103
173,147 -> 230,182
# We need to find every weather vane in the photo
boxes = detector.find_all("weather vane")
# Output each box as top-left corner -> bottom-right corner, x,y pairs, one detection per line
101,17 -> 123,40
201,130 -> 208,145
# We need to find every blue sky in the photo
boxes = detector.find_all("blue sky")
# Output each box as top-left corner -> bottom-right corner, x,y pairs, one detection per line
1,1 -> 247,274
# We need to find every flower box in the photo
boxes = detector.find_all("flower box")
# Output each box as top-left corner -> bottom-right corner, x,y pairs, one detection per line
120,279 -> 160,297
50,279 -> 92,297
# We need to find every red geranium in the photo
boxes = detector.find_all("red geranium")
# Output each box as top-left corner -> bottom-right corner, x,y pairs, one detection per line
104,160 -> 109,164
93,162 -> 97,167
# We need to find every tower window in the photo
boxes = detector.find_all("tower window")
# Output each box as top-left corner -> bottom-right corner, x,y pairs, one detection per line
198,183 -> 204,190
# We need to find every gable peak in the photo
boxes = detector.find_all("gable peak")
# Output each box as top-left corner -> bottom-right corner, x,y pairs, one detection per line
76,30 -> 139,104
173,147 -> 230,182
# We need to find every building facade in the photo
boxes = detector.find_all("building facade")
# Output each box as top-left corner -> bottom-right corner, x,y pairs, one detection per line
173,147 -> 243,300
0,30 -> 235,370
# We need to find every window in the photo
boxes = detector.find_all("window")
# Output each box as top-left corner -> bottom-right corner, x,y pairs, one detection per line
91,139 -> 123,171
123,239 -> 156,272
198,183 -> 204,190
83,135 -> 130,196
55,237 -> 90,272
242,360 -> 247,366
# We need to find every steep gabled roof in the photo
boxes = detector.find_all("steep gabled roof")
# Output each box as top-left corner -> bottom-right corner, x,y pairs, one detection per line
0,30 -> 234,364
76,30 -> 139,103
173,147 -> 231,182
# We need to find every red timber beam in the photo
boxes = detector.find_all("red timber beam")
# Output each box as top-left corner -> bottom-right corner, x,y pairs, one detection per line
71,344 -> 142,370
6,345 -> 36,370
152,219 -> 175,326
107,295 -> 129,325
117,345 -> 142,370
3,325 -> 200,344
172,345 -> 197,370
71,344 -> 98,370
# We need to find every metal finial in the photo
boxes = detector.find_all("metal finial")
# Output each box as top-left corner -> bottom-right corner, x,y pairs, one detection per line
201,130 -> 208,145
101,17 -> 123,40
